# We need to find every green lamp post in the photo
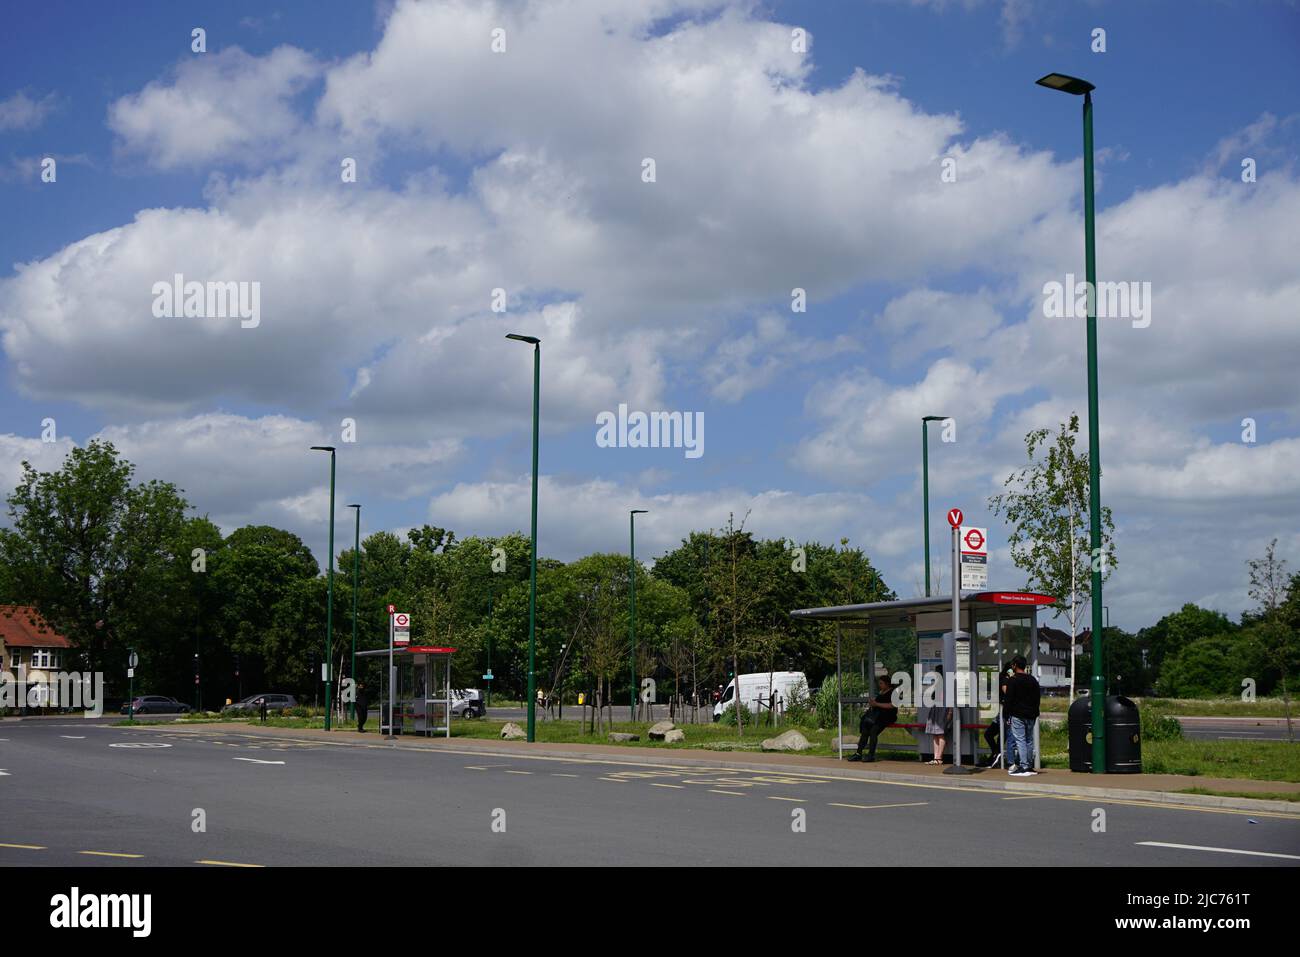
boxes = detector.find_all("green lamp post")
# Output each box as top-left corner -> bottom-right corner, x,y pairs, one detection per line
921,415 -> 949,597
629,508 -> 648,721
310,445 -> 337,732
346,503 -> 361,722
506,333 -> 541,742
1036,71 -> 1106,772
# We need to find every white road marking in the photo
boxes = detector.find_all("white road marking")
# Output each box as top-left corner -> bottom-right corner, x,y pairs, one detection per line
829,801 -> 930,810
233,757 -> 285,765
1136,841 -> 1300,861
60,735 -> 86,739
0,769 -> 10,776
109,742 -> 172,749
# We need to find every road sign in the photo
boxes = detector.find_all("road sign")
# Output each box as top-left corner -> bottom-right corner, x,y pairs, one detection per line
387,603 -> 395,614
393,612 -> 410,646
127,668 -> 135,679
128,651 -> 138,669
482,672 -> 494,681
960,526 -> 988,589
947,508 -> 963,527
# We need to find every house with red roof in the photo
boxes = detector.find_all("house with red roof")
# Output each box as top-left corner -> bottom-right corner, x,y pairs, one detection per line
0,605 -> 75,709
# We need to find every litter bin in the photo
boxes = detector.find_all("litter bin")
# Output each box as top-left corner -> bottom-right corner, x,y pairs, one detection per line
1068,694 -> 1142,773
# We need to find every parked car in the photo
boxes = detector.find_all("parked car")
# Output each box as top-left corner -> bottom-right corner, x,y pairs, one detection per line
119,696 -> 191,715
449,688 -> 485,718
221,693 -> 298,715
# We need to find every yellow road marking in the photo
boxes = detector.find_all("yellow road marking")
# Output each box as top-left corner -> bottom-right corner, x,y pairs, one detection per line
466,766 -> 489,770
829,801 -> 929,810
0,842 -> 46,850
551,773 -> 580,778
598,776 -> 627,782
767,796 -> 804,802
196,859 -> 264,868
79,850 -> 144,858
651,783 -> 684,789
709,789 -> 745,796
504,770 -> 532,775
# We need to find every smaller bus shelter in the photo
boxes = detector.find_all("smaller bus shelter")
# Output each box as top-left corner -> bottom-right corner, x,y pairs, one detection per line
357,645 -> 456,738
790,591 -> 1056,767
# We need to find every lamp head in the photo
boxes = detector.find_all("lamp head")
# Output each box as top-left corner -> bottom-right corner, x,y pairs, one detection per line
310,445 -> 336,452
1035,73 -> 1095,96
506,333 -> 541,345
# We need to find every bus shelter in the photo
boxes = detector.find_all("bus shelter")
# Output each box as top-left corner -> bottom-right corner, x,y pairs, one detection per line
790,591 -> 1056,767
357,645 -> 456,738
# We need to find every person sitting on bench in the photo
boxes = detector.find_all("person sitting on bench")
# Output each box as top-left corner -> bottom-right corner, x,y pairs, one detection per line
849,676 -> 898,762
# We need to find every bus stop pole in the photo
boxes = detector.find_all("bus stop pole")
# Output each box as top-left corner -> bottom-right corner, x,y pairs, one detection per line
951,524 -> 961,768
835,623 -> 843,762
386,613 -> 394,740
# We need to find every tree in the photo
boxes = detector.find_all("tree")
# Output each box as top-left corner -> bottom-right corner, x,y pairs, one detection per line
705,513 -> 776,735
1245,540 -> 1297,741
1138,603 -> 1237,676
989,414 -> 1116,699
0,441 -> 190,692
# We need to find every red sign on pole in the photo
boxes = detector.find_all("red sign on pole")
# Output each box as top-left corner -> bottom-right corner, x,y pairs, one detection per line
947,508 -> 963,528
387,603 -> 395,614
963,528 -> 985,551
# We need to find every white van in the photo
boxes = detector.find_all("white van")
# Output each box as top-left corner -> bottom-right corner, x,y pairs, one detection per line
713,671 -> 807,721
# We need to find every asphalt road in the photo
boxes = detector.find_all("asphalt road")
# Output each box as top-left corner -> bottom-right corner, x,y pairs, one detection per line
1,721 -> 1297,867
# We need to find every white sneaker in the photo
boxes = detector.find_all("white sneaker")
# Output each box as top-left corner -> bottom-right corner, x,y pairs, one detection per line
1007,764 -> 1019,775
1012,768 -> 1036,777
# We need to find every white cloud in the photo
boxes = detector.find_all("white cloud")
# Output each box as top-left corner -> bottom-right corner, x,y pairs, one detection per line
108,46 -> 321,169
0,91 -> 58,131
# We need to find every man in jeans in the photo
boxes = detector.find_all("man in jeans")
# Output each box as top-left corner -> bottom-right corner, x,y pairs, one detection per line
1003,655 -> 1040,777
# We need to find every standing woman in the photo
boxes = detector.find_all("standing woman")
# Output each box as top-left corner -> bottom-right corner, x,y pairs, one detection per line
925,704 -> 950,764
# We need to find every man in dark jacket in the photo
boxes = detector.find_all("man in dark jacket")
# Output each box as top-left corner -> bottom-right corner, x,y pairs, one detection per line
1003,656 -> 1040,776
356,682 -> 370,733
848,676 -> 898,762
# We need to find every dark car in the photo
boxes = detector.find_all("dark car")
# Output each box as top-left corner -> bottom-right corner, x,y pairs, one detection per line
120,695 -> 191,715
221,693 -> 298,715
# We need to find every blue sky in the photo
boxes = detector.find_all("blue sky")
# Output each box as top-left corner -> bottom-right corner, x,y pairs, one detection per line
2,0 -> 1298,631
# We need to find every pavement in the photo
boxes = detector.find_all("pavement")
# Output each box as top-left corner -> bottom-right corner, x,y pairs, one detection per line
1,719 -> 1297,867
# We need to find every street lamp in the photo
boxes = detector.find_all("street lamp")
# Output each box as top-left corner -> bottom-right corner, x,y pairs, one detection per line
506,333 -> 541,742
310,445 -> 337,732
1036,71 -> 1106,773
347,503 -> 361,722
629,508 -> 648,721
921,415 -> 949,597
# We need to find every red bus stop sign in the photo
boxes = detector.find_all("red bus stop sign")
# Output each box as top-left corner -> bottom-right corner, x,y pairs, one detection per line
947,508 -> 963,528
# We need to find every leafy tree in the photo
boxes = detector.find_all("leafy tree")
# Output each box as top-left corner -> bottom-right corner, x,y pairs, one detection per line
1138,603 -> 1237,675
1155,635 -> 1261,698
989,414 -> 1116,695
1244,540 -> 1297,740
0,441 -> 189,693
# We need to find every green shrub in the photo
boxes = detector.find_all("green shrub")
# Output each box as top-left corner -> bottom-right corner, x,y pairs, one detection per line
815,673 -> 866,729
784,684 -> 816,728
718,702 -> 752,726
1140,706 -> 1183,741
